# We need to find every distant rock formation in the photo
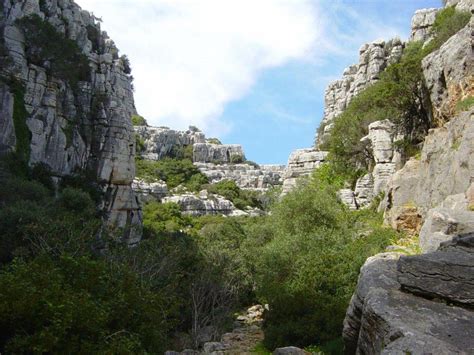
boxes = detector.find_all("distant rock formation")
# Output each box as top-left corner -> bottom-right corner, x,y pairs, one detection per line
135,126 -> 205,161
0,0 -> 142,243
281,148 -> 328,194
193,143 -> 245,164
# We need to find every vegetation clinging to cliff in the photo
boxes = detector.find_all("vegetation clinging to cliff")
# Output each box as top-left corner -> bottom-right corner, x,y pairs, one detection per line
322,6 -> 470,184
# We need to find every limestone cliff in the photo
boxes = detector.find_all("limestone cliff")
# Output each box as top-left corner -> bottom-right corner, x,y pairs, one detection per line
0,0 -> 141,243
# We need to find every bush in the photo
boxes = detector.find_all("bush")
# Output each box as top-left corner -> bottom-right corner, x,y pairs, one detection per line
0,254 -> 172,353
230,154 -> 245,164
135,158 -> 208,191
455,96 -> 474,113
254,172 -> 398,349
142,202 -> 193,235
131,114 -> 147,126
206,180 -> 262,209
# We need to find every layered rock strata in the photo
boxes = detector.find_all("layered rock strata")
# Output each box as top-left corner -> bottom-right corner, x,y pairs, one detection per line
343,234 -> 474,354
195,162 -> 285,191
281,148 -> 328,194
135,126 -> 205,161
193,143 -> 245,164
316,38 -> 404,146
0,0 -> 141,243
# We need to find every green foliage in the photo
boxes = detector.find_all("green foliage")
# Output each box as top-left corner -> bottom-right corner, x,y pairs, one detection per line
143,202 -> 193,235
135,158 -> 208,191
207,138 -> 222,145
455,96 -> 474,113
322,7 -> 470,184
131,114 -> 147,126
230,154 -> 245,164
0,254 -> 171,353
424,6 -> 471,54
9,79 -> 31,161
206,179 -> 262,209
135,134 -> 146,154
86,25 -> 102,53
16,15 -> 91,88
254,173 -> 398,349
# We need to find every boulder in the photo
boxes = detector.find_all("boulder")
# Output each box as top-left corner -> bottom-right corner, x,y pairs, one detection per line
342,253 -> 402,354
357,288 -> 474,354
411,8 -> 438,42
398,233 -> 474,308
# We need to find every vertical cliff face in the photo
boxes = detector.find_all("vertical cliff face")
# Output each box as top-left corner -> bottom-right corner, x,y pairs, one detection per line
0,0 -> 141,243
316,38 -> 404,146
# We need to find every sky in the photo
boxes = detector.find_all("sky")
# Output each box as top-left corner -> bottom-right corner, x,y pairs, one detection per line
76,0 -> 442,164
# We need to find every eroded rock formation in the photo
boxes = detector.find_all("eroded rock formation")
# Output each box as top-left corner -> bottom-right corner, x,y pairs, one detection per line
0,0 -> 142,243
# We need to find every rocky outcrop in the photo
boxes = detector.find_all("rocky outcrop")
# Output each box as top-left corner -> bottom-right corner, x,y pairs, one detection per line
343,234 -> 474,354
281,148 -> 327,194
316,38 -> 403,146
135,126 -> 205,161
422,19 -> 473,123
419,192 -> 474,252
132,178 -> 168,203
195,162 -> 284,191
0,0 -> 141,243
193,143 -> 245,164
446,0 -> 474,11
411,8 -> 438,42
384,108 -> 474,234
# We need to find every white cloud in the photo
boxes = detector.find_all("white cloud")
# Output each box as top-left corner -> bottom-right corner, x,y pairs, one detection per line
76,0 -> 322,136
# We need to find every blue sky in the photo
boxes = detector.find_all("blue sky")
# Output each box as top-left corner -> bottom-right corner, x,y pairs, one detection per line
77,0 -> 442,164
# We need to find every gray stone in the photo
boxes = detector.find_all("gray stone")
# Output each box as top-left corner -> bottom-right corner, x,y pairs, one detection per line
273,346 -> 307,355
342,253 -> 401,354
357,288 -> 474,355
281,148 -> 328,194
0,84 -> 16,154
338,188 -> 357,210
411,8 -> 438,42
354,174 -> 374,208
132,178 -> 168,203
0,0 -> 142,243
193,143 -> 245,164
398,234 -> 474,308
135,125 -> 205,161
422,21 -> 473,122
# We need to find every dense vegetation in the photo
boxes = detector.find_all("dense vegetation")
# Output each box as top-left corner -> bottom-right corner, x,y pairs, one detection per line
322,6 -> 470,183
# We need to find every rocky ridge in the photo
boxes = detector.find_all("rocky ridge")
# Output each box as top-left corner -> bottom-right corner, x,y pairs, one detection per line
0,0 -> 142,243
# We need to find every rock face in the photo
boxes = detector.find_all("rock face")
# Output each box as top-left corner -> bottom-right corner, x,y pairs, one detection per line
422,20 -> 473,123
132,178 -> 168,203
135,126 -> 205,161
316,38 -> 403,146
193,143 -> 245,164
195,162 -> 285,191
411,8 -> 438,42
384,109 -> 474,234
0,0 -> 141,243
281,148 -> 328,194
343,234 -> 474,354
163,192 -> 238,217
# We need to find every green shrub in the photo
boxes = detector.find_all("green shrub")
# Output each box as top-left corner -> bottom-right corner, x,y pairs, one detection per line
143,202 -> 193,235
10,79 -> 31,161
254,173 -> 397,349
207,138 -> 222,145
135,158 -> 208,191
58,187 -> 96,216
131,114 -> 147,126
206,179 -> 262,209
455,96 -> 474,113
230,154 -> 245,164
0,254 -> 172,353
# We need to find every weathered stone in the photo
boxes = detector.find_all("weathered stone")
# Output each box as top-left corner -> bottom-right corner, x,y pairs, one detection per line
163,193 -> 244,217
384,109 -> 474,233
132,178 -> 168,203
193,143 -> 245,164
422,21 -> 473,122
195,162 -> 284,191
0,0 -> 142,243
419,193 -> 474,252
357,288 -> 474,355
338,188 -> 357,210
135,125 -> 205,161
354,174 -> 374,208
281,148 -> 327,194
398,233 -> 474,308
342,253 -> 401,354
411,8 -> 438,42
316,38 -> 403,146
